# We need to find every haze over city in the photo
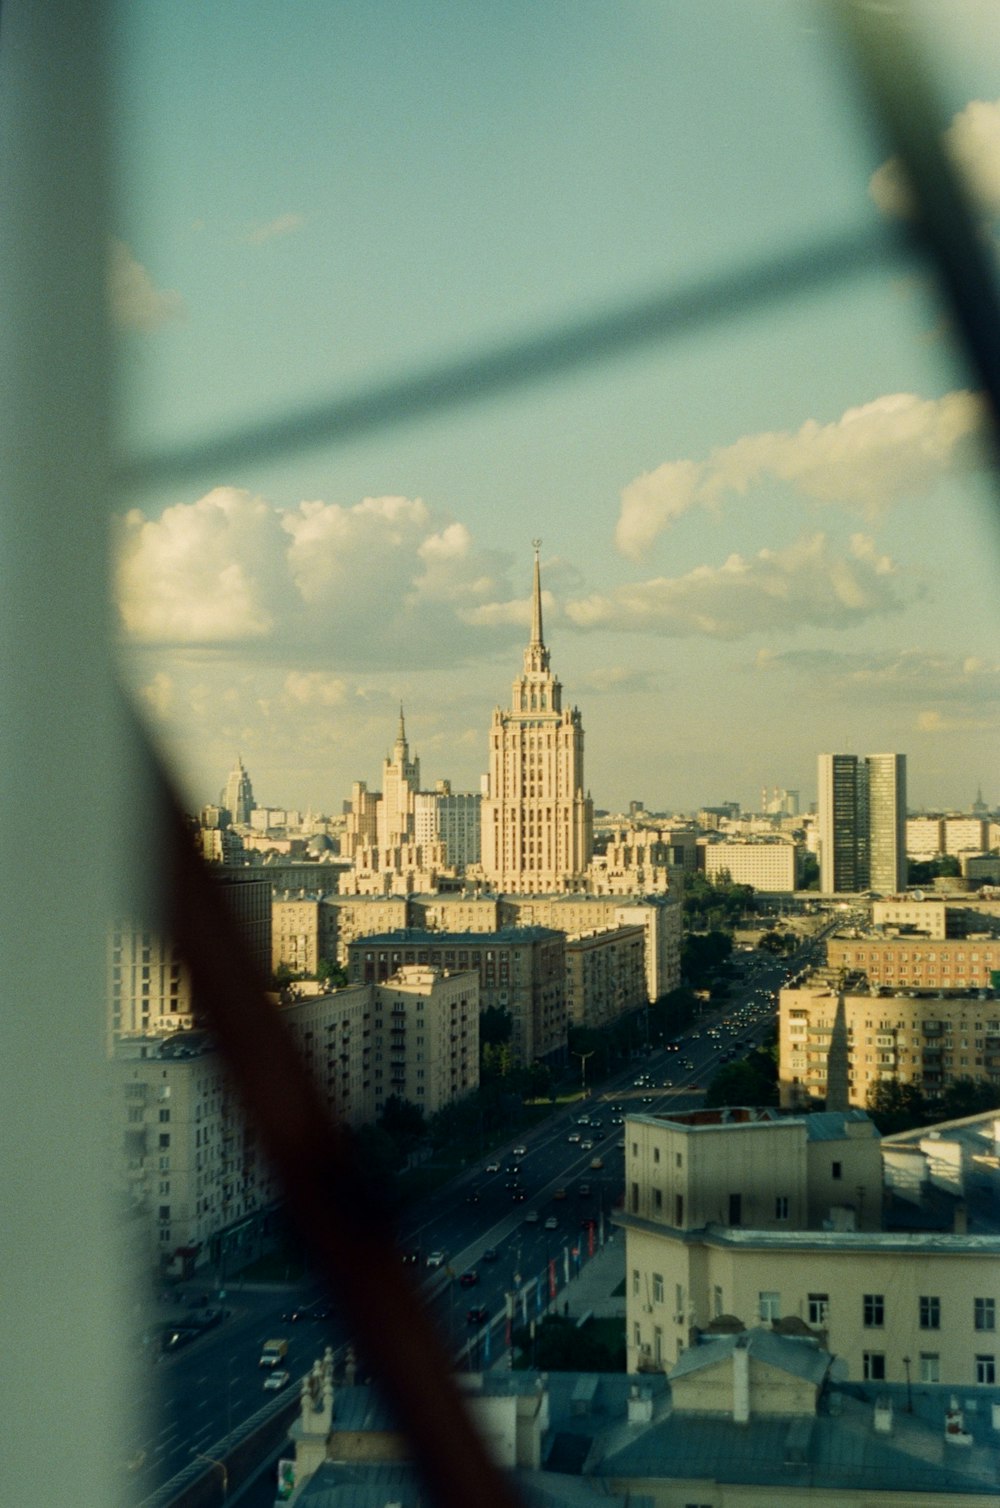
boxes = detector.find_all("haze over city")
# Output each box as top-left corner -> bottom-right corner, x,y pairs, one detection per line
112,1 -> 999,816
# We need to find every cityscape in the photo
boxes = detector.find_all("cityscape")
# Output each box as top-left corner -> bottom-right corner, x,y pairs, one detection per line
110,546 -> 1000,1506
6,6 -> 1000,1508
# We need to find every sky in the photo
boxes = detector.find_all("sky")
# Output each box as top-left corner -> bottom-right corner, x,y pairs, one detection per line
111,1 -> 1000,820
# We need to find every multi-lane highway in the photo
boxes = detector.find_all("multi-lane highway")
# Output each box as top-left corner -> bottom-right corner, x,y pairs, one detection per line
129,946 -> 799,1503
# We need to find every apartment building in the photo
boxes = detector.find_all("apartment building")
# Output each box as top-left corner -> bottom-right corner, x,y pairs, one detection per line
700,836 -> 801,892
827,932 -> 1000,992
617,1107 -> 1000,1387
779,978 -> 1000,1109
113,1034 -> 282,1278
564,924 -> 646,1029
113,967 -> 478,1274
348,925 -> 565,1065
272,891 -> 340,976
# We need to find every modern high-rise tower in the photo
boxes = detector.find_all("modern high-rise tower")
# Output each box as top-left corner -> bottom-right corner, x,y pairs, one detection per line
818,751 -> 906,894
479,545 -> 593,893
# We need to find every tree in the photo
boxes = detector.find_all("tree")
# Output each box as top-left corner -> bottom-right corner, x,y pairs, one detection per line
705,1049 -> 778,1108
316,956 -> 348,988
480,1006 -> 513,1047
378,1094 -> 426,1158
866,1077 -> 929,1135
939,1076 -> 1000,1120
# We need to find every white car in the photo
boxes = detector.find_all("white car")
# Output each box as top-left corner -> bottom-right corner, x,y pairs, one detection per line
426,1250 -> 447,1269
263,1369 -> 290,1392
525,1209 -> 540,1223
544,1215 -> 558,1230
512,1145 -> 526,1157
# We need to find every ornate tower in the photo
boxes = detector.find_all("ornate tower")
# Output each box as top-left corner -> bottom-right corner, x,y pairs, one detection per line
377,705 -> 420,848
222,754 -> 255,826
479,544 -> 593,893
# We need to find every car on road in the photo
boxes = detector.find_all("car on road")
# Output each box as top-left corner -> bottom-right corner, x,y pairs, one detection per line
577,1182 -> 591,1197
512,1145 -> 527,1157
504,1162 -> 522,1175
580,1139 -> 594,1150
567,1132 -> 581,1144
467,1306 -> 489,1325
485,1160 -> 501,1173
281,1307 -> 312,1322
525,1209 -> 539,1223
459,1269 -> 479,1287
464,1189 -> 481,1204
511,1189 -> 526,1202
426,1251 -> 447,1269
544,1215 -> 558,1230
553,1187 -> 567,1200
661,1078 -> 674,1088
263,1370 -> 290,1391
590,1156 -> 604,1169
401,1250 -> 420,1265
482,1246 -> 498,1262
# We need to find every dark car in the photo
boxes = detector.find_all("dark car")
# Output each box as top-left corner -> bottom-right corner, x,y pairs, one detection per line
467,1306 -> 489,1325
482,1246 -> 499,1262
459,1269 -> 479,1288
464,1190 -> 481,1204
511,1189 -> 526,1202
401,1250 -> 420,1266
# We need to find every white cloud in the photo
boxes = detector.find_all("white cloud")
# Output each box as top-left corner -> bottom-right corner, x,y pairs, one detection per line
616,391 -> 987,557
140,671 -> 175,718
247,213 -> 306,244
282,671 -> 348,707
564,533 -> 904,640
109,239 -> 186,332
117,488 -> 516,669
117,487 -> 292,642
870,98 -> 1000,219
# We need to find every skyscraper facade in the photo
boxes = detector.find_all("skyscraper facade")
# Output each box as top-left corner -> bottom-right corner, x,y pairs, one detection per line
222,754 -> 255,825
479,546 -> 593,894
818,751 -> 906,894
377,707 -> 420,848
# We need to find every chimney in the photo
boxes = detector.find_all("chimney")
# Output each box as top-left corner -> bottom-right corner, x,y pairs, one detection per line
733,1336 -> 750,1424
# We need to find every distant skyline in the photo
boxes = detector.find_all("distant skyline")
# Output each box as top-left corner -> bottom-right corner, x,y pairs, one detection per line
112,3 -> 999,817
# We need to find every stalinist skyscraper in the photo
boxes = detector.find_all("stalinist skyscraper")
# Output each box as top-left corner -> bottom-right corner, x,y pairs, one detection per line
479,544 -> 593,893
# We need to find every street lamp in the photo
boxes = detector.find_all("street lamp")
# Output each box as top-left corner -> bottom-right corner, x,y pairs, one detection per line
193,1452 -> 228,1500
572,1050 -> 594,1095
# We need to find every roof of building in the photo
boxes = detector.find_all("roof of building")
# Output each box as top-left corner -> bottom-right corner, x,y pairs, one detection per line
348,926 -> 563,947
290,1369 -> 1000,1502
668,1327 -> 832,1386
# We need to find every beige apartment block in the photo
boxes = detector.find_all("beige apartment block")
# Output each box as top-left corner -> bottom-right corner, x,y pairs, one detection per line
827,932 -> 1000,992
701,838 -> 800,892
272,892 -> 340,976
617,1108 -> 999,1386
506,893 -> 682,1005
348,926 -> 565,1065
279,967 -> 479,1121
779,979 -> 1000,1109
564,924 -> 647,1029
113,1038 -> 282,1277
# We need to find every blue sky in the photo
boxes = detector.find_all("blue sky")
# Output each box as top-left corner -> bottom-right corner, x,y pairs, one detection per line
112,1 -> 1000,817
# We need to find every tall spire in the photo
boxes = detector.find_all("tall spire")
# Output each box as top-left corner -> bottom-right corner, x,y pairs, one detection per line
530,538 -> 544,648
393,703 -> 408,759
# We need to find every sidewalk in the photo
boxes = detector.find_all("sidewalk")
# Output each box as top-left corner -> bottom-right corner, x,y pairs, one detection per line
561,1230 -> 626,1321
